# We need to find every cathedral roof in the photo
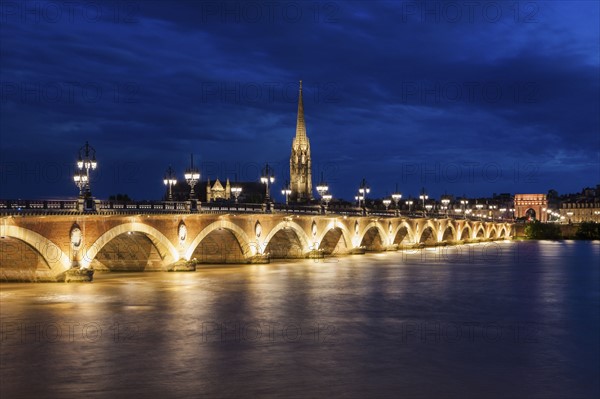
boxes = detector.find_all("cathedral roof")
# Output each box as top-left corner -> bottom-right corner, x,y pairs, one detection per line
212,179 -> 224,191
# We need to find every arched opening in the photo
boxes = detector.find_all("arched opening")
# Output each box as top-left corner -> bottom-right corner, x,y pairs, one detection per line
265,228 -> 304,259
0,226 -> 71,281
319,227 -> 348,255
84,222 -> 178,270
0,237 -> 53,281
189,228 -> 246,264
499,227 -> 507,238
476,227 -> 485,239
459,226 -> 472,241
419,226 -> 436,244
489,227 -> 498,239
441,226 -> 455,242
91,232 -> 165,271
393,226 -> 411,245
525,208 -> 536,220
360,226 -> 384,251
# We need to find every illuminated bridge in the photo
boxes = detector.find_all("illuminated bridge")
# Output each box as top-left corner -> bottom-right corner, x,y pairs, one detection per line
0,199 -> 513,281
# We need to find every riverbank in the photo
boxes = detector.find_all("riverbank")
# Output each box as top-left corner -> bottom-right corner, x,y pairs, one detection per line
514,222 -> 600,240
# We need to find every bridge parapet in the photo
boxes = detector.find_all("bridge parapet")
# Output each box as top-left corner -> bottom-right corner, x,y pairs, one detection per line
0,199 -> 515,222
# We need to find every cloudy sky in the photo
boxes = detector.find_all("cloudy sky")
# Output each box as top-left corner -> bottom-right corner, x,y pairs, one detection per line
1,0 -> 598,201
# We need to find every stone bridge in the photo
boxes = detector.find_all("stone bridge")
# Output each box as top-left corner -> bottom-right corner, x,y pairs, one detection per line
0,212 -> 512,281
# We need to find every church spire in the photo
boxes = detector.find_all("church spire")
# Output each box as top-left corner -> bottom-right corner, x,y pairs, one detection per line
295,80 -> 307,142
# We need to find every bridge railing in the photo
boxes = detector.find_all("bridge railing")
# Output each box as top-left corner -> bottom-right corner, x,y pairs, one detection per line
0,199 -> 515,221
0,199 -> 79,214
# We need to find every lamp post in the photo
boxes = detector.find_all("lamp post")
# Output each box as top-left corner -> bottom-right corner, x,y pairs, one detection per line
460,199 -> 469,219
231,174 -> 242,204
163,165 -> 177,201
566,211 -> 573,224
73,141 -> 97,199
73,171 -> 88,198
316,172 -> 329,214
441,198 -> 450,218
281,180 -> 291,205
406,199 -> 414,214
499,208 -> 507,221
358,178 -> 370,215
322,193 -> 332,214
419,188 -> 428,217
260,163 -> 275,212
383,199 -> 391,211
184,154 -> 200,200
231,185 -> 242,203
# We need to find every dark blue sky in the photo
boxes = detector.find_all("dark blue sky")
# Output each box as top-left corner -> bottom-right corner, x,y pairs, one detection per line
1,0 -> 599,201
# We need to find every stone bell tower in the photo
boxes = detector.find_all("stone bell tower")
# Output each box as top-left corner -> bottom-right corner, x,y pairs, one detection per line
290,80 -> 313,202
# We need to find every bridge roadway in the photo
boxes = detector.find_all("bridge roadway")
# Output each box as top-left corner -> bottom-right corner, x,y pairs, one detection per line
0,200 -> 513,281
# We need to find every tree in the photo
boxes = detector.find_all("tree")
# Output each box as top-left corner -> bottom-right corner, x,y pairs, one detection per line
575,222 -> 600,240
524,220 -> 562,239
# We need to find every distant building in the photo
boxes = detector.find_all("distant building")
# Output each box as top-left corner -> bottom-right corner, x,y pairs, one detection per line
514,194 -> 548,222
559,185 -> 600,223
206,178 -> 230,202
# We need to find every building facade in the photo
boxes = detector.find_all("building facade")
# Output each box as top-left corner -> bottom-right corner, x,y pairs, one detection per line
289,80 -> 313,202
206,178 -> 231,202
514,194 -> 548,222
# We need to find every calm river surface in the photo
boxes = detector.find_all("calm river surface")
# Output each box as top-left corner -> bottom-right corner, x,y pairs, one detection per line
1,240 -> 599,398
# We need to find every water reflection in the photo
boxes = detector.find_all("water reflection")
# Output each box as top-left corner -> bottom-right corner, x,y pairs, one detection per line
1,241 -> 598,398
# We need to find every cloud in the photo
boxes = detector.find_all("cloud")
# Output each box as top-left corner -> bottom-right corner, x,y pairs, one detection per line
1,0 -> 598,200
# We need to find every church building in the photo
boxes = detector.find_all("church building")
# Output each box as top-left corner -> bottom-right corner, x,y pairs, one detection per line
289,81 -> 313,202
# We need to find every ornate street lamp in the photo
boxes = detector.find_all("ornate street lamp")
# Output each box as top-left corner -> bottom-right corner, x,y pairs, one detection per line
316,172 -> 329,200
358,178 -> 370,215
260,163 -> 275,211
230,174 -> 242,204
441,198 -> 450,217
460,199 -> 469,219
392,191 -> 402,216
383,199 -> 391,211
499,208 -> 507,220
419,188 -> 428,216
281,180 -> 291,205
73,141 -> 97,198
316,172 -> 330,214
184,154 -> 200,200
406,199 -> 414,214
163,165 -> 177,201
73,171 -> 88,198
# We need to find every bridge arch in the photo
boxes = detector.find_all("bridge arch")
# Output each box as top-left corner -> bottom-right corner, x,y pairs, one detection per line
499,226 -> 507,238
185,220 -> 253,261
1,225 -> 71,276
392,221 -> 416,245
315,220 -> 353,254
440,224 -> 457,242
475,226 -> 485,239
488,226 -> 498,239
263,220 -> 311,258
357,222 -> 387,250
83,222 -> 178,269
459,224 -> 473,241
418,225 -> 437,244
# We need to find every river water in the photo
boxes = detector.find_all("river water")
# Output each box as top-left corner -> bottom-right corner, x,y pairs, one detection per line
1,240 -> 598,398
